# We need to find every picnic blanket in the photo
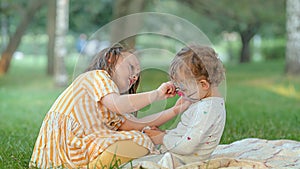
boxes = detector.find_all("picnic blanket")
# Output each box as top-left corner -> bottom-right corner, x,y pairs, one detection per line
127,138 -> 300,169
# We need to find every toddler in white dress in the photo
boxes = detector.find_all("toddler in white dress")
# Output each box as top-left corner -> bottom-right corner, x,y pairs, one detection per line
131,45 -> 226,169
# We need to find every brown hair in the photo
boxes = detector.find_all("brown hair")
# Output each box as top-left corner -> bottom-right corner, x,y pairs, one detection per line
85,45 -> 140,94
169,45 -> 225,86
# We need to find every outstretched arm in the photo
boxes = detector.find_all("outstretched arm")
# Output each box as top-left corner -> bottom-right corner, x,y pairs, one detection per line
118,97 -> 191,131
101,82 -> 176,114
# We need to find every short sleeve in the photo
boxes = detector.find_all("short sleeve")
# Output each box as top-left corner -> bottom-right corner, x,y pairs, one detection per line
84,70 -> 119,102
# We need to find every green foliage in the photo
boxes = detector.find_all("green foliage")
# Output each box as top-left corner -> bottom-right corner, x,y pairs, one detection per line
3,0 -> 287,40
69,0 -> 113,33
180,0 -> 286,35
0,0 -> 114,37
0,0 -> 26,27
149,0 -> 222,42
176,0 -> 286,62
260,38 -> 286,60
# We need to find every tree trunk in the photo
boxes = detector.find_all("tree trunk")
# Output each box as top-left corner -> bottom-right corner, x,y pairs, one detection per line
47,0 -> 56,75
54,0 -> 69,87
239,29 -> 256,63
285,0 -> 300,75
0,0 -> 46,75
1,1 -> 9,52
1,16 -> 9,51
111,0 -> 146,49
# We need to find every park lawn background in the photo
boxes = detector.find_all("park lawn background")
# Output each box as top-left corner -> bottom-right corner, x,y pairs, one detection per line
0,55 -> 299,169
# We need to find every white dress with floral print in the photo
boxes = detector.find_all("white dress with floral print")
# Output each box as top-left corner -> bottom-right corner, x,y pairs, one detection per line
128,97 -> 226,169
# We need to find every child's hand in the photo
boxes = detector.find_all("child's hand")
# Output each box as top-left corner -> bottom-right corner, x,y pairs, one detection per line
144,128 -> 165,145
173,97 -> 192,115
156,81 -> 176,100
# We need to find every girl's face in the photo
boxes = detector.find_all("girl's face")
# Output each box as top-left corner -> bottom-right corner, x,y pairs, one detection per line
112,52 -> 140,93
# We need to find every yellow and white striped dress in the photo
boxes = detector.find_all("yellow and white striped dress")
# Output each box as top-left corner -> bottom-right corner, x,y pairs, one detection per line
29,70 -> 155,168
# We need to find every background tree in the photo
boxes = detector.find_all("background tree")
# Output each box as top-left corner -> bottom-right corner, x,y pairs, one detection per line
0,0 -> 113,75
69,0 -> 113,34
182,0 -> 285,63
0,1 -> 9,51
285,0 -> 300,75
0,0 -> 46,75
54,0 -> 69,87
47,0 -> 56,75
0,0 -> 288,75
111,0 -> 147,49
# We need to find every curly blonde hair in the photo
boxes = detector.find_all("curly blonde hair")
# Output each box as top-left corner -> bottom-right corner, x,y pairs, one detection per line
169,45 -> 225,86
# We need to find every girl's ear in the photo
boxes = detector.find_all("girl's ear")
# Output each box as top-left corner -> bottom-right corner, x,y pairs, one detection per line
199,79 -> 210,90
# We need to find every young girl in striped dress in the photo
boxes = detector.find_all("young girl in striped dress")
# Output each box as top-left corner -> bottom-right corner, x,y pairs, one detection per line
29,46 -> 191,169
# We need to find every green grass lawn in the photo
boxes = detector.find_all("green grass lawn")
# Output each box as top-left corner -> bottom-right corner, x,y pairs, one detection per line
0,55 -> 299,169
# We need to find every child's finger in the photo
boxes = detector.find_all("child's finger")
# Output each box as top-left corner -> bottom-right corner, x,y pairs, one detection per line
143,129 -> 154,136
167,84 -> 176,94
166,87 -> 174,95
